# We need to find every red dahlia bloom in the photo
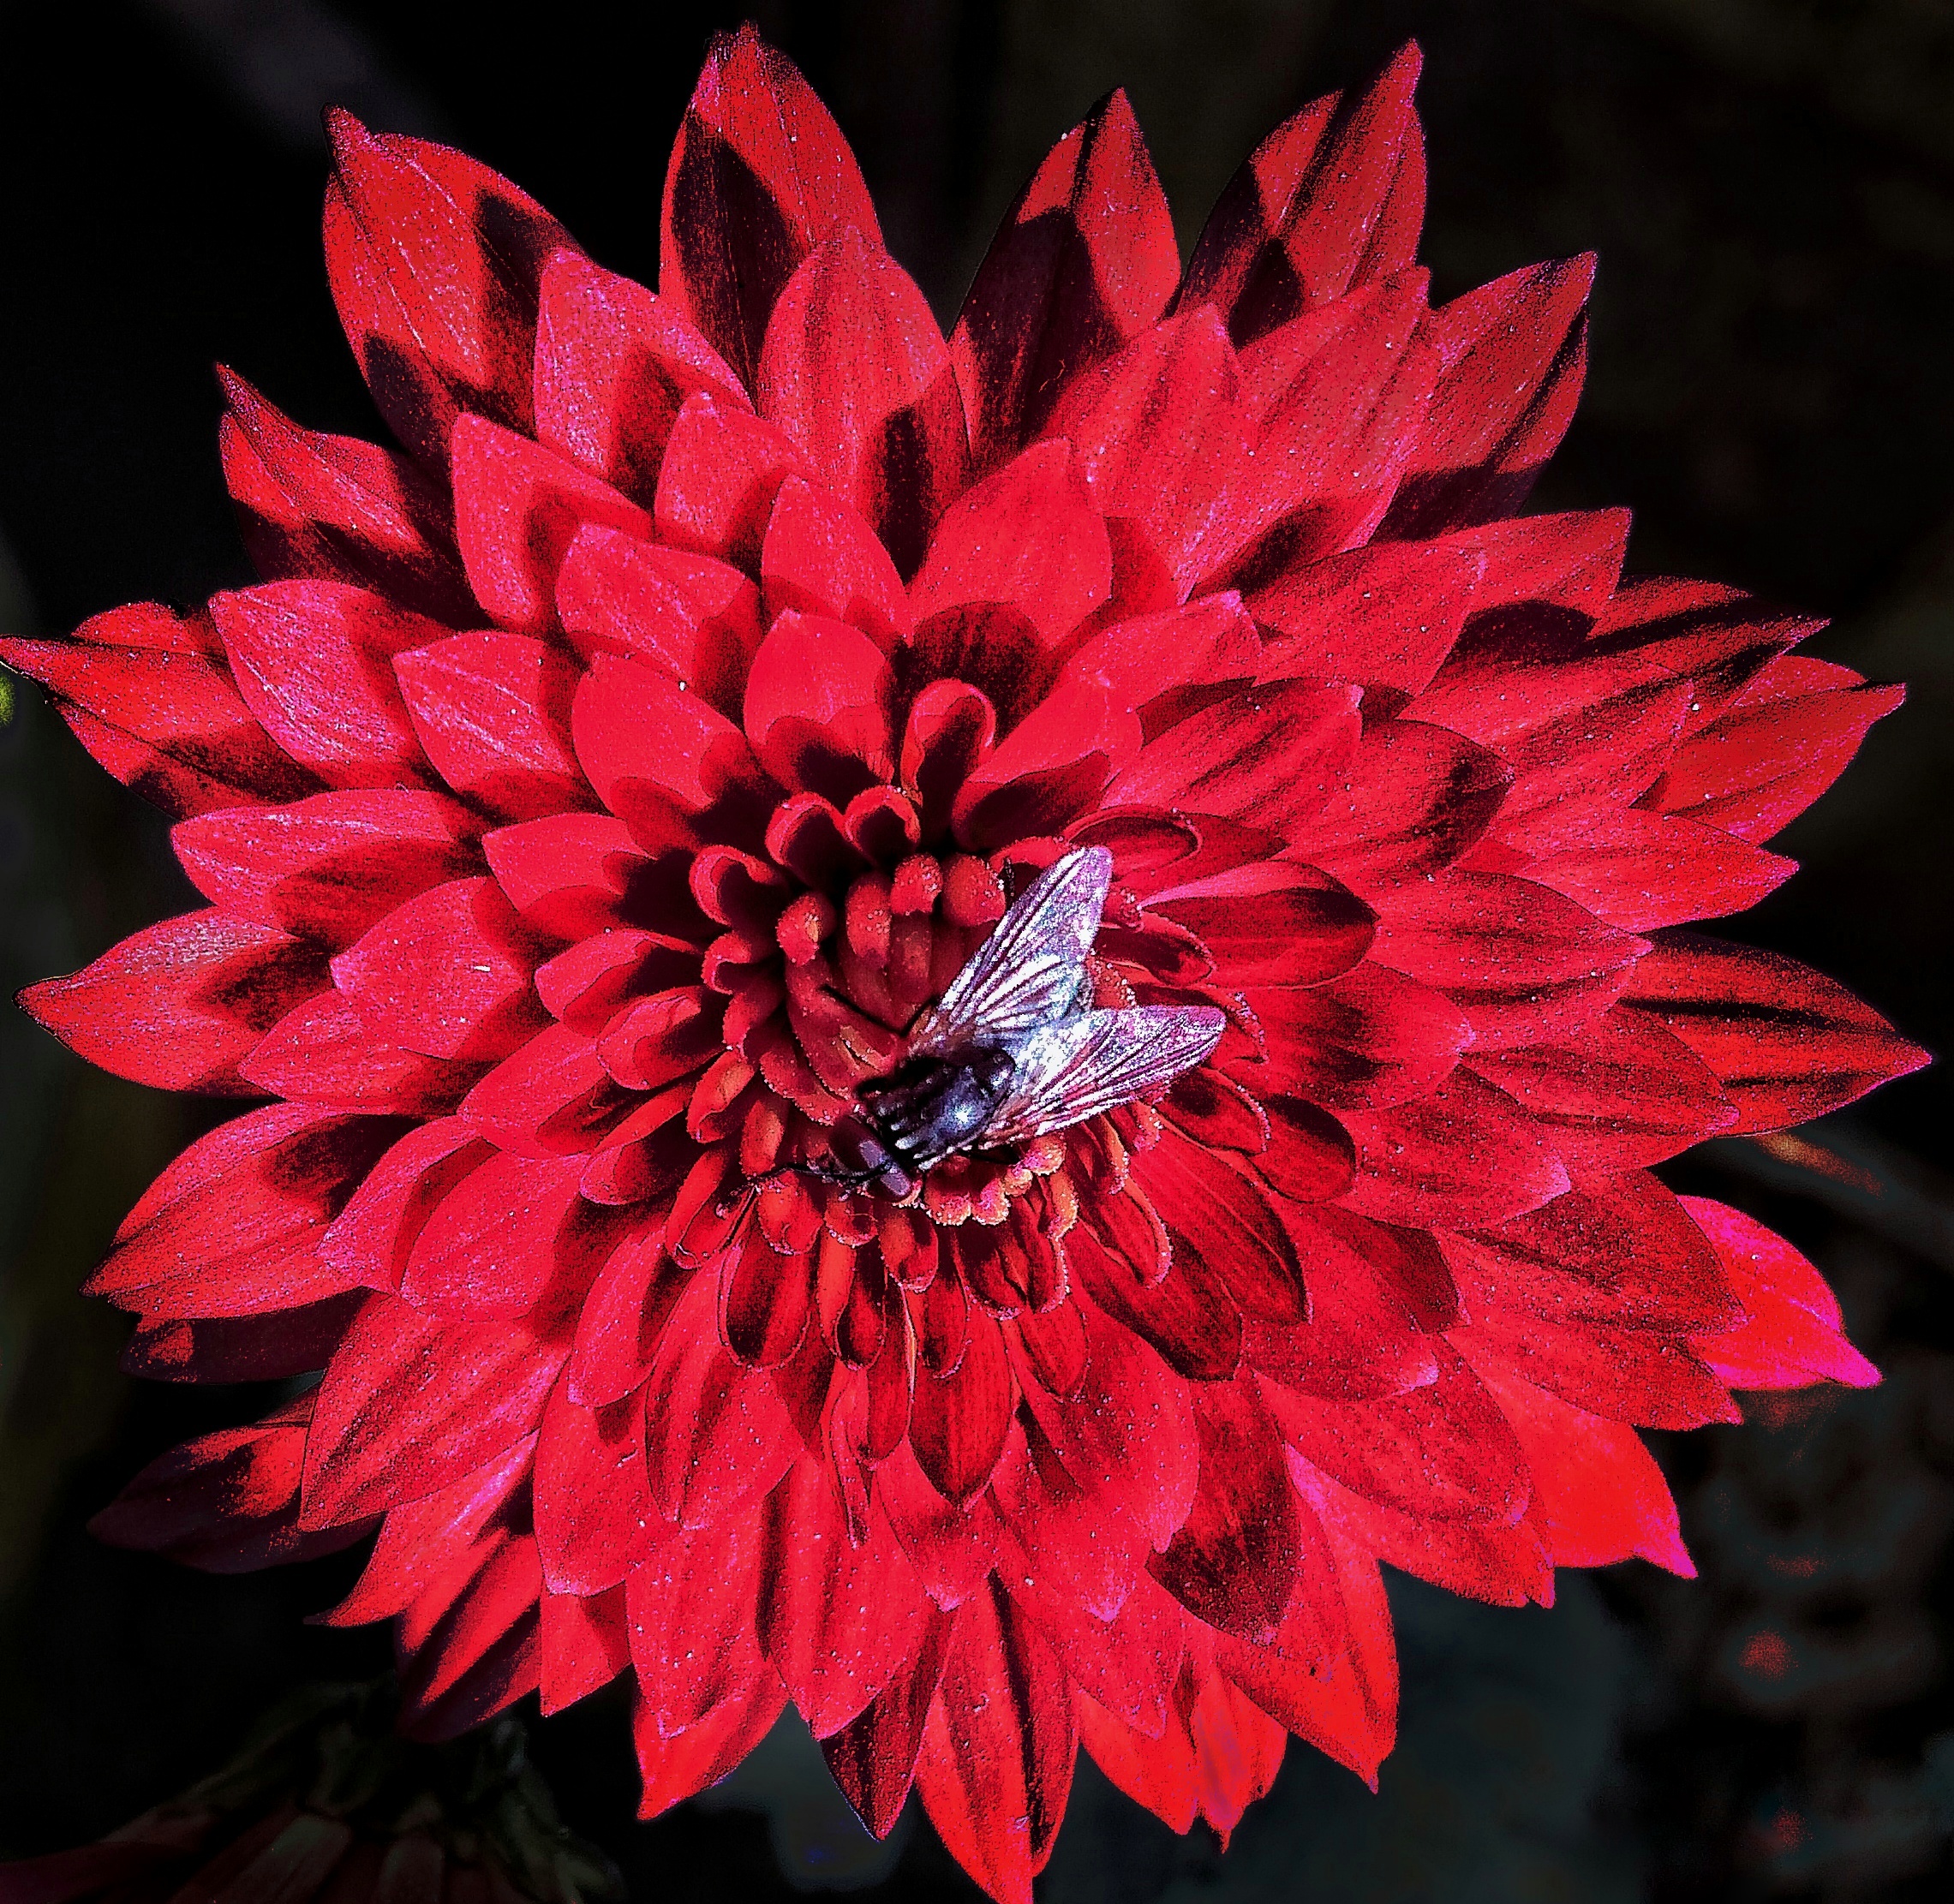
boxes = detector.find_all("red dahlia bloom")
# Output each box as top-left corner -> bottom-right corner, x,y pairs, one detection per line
6,29 -> 1927,1902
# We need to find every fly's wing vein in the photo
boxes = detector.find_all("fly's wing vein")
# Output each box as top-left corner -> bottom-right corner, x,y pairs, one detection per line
983,1006 -> 1227,1145
908,846 -> 1113,1054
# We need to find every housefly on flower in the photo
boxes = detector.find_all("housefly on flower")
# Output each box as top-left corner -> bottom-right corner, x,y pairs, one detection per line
678,847 -> 1224,1258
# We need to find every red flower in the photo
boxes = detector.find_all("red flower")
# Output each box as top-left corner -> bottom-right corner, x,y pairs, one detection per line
5,29 -> 1925,1902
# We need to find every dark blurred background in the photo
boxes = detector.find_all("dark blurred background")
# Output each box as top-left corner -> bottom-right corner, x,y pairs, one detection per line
3,0 -> 1952,1896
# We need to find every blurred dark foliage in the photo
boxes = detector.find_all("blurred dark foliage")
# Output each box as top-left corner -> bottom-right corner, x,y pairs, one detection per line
2,0 -> 1951,1897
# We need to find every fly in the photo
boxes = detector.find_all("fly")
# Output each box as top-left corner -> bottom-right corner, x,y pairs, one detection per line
828,845 -> 1224,1198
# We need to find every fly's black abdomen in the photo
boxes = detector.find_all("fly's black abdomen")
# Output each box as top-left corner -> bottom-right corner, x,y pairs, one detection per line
857,1046 -> 1016,1171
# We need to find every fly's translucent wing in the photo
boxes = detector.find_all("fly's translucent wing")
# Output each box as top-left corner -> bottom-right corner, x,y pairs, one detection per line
908,846 -> 1113,1056
983,1005 -> 1226,1146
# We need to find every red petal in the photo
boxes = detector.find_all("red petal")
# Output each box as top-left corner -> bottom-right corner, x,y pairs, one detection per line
1383,254 -> 1594,536
911,439 -> 1110,655
1181,44 -> 1425,344
1465,1006 -> 1736,1174
557,529 -> 762,719
877,1438 -> 1002,1610
535,1375 -> 662,1594
1456,1338 -> 1694,1575
449,414 -> 652,634
540,1584 -> 631,1713
1216,1469 -> 1396,1783
0,607 -> 314,818
1366,870 -> 1646,1050
122,1294 -> 363,1385
1007,1568 -> 1183,1740
301,1294 -> 565,1525
952,88 -> 1178,469
485,816 -> 681,944
642,1274 -> 798,1528
1151,1380 -> 1300,1642
1247,533 -> 1481,697
22,910 -> 326,1095
1043,307 -> 1252,601
462,1022 -> 628,1157
332,875 -> 545,1061
533,248 -> 744,503
89,1394 -> 368,1573
915,1582 -> 1077,1904
217,366 -> 472,622
1453,1309 -> 1737,1429
634,1672 -> 791,1817
397,1532 -> 544,1739
1106,678 -> 1361,829
991,1422 -> 1148,1623
1650,656 -> 1903,842
756,229 -> 969,576
654,389 -> 811,568
1201,272 -> 1438,584
625,1509 -> 768,1733
398,1149 -> 589,1317
951,677 -> 1138,852
1152,862 -> 1376,989
320,1117 -> 494,1292
1019,1295 -> 1198,1550
1622,931 -> 1927,1131
1442,1173 -> 1740,1334
743,611 -> 897,802
822,1612 -> 957,1838
758,1459 -> 933,1735
1240,965 -> 1468,1111
1524,808 -> 1795,932
1294,719 -> 1510,897
174,789 -> 481,952
660,23 -> 880,386
1265,1341 -> 1529,1530
212,581 -> 443,788
323,111 -> 568,467
1071,1208 -> 1241,1380
1244,1203 -> 1448,1402
759,475 -> 911,651
571,654 -> 770,851
240,990 -> 477,1113
910,1307 -> 1017,1505
1134,1129 -> 1309,1322
568,1223 -> 688,1407
1055,595 -> 1262,730
320,1435 -> 530,1628
1682,1196 -> 1881,1390
392,630 -> 590,821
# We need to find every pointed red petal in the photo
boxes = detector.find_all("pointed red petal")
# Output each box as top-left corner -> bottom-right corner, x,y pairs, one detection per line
1682,1197 -> 1881,1390
90,1395 -> 369,1573
535,1375 -> 662,1594
394,630 -> 591,821
218,366 -> 472,622
660,23 -> 880,388
914,1583 -> 1077,1904
1623,931 -> 1928,1132
953,88 -> 1179,469
211,582 -> 444,789
1383,254 -> 1594,535
533,248 -> 745,502
22,910 -> 326,1095
756,229 -> 969,576
1181,44 -> 1425,343
301,1292 -> 565,1525
323,111 -> 569,467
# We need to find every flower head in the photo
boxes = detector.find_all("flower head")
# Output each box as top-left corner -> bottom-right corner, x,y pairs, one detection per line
5,29 -> 1926,1902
